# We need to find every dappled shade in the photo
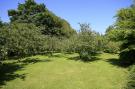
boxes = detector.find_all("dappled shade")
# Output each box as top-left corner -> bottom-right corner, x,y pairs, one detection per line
68,54 -> 101,62
20,58 -> 52,64
106,58 -> 129,68
0,63 -> 26,87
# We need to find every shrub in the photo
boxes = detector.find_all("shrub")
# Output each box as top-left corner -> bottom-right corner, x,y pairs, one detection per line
79,51 -> 92,61
104,41 -> 120,54
44,36 -> 63,54
0,23 -> 46,59
119,48 -> 135,65
0,47 -> 7,60
73,23 -> 102,61
125,65 -> 135,89
63,35 -> 79,53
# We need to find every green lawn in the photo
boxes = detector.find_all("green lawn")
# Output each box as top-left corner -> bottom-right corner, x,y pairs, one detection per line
0,53 -> 129,89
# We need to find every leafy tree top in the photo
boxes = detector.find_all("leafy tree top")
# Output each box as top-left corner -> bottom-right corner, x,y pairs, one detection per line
8,0 -> 46,22
8,0 -> 76,37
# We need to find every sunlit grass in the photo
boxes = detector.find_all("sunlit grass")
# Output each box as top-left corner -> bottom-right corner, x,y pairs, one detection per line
1,53 -> 128,89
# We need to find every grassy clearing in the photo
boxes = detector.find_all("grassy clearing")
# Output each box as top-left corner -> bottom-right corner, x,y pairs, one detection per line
0,53 -> 129,89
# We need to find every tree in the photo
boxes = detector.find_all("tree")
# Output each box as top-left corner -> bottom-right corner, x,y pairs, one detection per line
107,1 -> 135,65
76,23 -> 102,61
44,36 -> 61,55
105,25 -> 114,33
8,0 -> 76,37
115,8 -> 135,29
0,23 -> 46,60
104,26 -> 120,54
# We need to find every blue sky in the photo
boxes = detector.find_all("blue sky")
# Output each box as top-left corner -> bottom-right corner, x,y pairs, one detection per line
0,0 -> 132,33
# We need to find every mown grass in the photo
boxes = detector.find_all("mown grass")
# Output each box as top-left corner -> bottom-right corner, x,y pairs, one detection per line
0,53 -> 129,89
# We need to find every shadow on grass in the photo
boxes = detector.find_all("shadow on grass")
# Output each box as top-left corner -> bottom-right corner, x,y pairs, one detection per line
51,54 -> 64,58
0,57 -> 51,87
0,63 -> 26,87
106,58 -> 129,68
21,58 -> 52,64
68,56 -> 101,63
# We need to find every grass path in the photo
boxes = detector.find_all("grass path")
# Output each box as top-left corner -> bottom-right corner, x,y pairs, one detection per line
1,53 -> 129,89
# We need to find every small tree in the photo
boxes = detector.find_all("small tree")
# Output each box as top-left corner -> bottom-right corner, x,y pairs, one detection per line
77,23 -> 101,61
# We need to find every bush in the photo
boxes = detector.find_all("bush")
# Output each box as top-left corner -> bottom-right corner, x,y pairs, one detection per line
76,23 -> 101,58
125,65 -> 135,89
63,35 -> 79,53
0,47 -> 7,60
79,51 -> 92,61
0,23 -> 46,60
119,48 -> 135,65
44,36 -> 63,54
104,41 -> 120,54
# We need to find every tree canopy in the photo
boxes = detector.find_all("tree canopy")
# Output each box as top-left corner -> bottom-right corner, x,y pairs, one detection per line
8,0 -> 76,37
105,2 -> 135,65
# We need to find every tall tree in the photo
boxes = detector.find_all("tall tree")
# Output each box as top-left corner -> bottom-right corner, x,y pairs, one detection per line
8,0 -> 76,37
107,1 -> 135,65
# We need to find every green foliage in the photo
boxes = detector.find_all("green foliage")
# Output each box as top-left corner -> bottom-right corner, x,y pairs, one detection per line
34,12 -> 76,37
58,35 -> 79,53
116,7 -> 135,65
120,30 -> 135,50
105,25 -> 114,33
79,51 -> 92,61
8,0 -> 46,22
104,41 -> 120,53
0,47 -> 7,60
106,29 -> 135,64
125,65 -> 135,89
75,23 -> 102,60
44,36 -> 63,54
8,0 -> 76,37
119,49 -> 135,65
0,23 -> 46,60
106,3 -> 135,65
116,8 -> 135,29
78,23 -> 98,53
100,32 -> 120,54
0,0 -> 77,60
